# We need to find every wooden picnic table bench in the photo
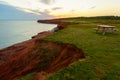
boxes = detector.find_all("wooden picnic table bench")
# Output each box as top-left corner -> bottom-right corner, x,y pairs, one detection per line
94,25 -> 117,35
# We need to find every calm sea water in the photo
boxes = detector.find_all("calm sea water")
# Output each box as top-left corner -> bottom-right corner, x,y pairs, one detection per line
0,20 -> 57,49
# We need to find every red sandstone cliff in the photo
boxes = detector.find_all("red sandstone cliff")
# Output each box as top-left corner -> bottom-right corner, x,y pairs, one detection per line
0,19 -> 84,80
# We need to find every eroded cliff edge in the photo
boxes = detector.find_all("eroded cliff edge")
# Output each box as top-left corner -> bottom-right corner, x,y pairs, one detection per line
0,19 -> 85,80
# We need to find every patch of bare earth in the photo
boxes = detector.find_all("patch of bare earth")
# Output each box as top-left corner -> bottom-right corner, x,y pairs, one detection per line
0,31 -> 53,64
0,38 -> 85,80
0,20 -> 85,80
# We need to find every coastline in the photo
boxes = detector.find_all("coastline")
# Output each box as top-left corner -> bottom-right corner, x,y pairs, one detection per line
0,20 -> 57,49
0,19 -> 84,80
0,19 -> 68,63
0,31 -> 54,64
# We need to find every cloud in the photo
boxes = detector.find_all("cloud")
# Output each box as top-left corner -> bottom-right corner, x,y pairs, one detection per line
0,1 -> 9,5
17,7 -> 54,19
0,3 -> 40,20
39,0 -> 55,5
44,9 -> 51,13
0,3 -> 54,20
43,7 -> 63,14
89,6 -> 96,9
52,7 -> 62,10
17,7 -> 41,15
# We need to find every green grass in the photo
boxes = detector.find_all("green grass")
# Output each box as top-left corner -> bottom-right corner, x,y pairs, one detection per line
42,19 -> 120,80
15,72 -> 35,80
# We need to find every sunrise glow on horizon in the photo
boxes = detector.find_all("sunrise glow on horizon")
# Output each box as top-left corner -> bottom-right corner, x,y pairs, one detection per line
1,0 -> 120,18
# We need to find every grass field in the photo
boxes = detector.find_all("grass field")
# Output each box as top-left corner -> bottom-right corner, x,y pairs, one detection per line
15,72 -> 35,80
42,18 -> 120,80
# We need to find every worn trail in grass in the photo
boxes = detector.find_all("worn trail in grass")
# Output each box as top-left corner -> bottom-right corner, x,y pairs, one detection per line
43,19 -> 120,80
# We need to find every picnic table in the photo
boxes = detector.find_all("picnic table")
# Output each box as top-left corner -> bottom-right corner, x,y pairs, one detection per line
95,25 -> 117,35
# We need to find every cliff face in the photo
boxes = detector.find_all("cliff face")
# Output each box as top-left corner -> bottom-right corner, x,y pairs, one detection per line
37,19 -> 79,30
0,32 -> 53,64
0,19 -> 85,80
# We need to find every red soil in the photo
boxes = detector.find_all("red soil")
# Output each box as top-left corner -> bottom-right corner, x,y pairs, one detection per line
0,31 -> 53,64
0,19 -> 84,80
37,19 -> 79,30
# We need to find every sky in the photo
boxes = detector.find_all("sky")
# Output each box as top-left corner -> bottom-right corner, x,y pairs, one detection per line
0,0 -> 120,19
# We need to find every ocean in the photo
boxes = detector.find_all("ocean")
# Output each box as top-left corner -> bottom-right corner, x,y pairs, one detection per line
0,20 -> 57,49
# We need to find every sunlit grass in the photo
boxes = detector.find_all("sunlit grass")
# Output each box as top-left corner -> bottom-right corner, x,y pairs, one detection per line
43,19 -> 120,80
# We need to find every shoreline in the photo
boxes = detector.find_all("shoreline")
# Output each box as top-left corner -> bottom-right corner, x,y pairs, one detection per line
0,19 -> 84,80
0,31 -> 54,64
0,21 -> 58,50
0,19 -> 79,63
0,19 -> 72,64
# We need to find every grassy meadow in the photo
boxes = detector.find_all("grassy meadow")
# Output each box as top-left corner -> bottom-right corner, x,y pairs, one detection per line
43,17 -> 120,80
15,17 -> 120,80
